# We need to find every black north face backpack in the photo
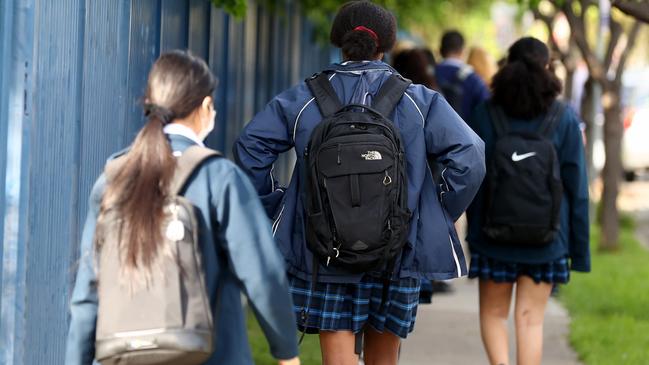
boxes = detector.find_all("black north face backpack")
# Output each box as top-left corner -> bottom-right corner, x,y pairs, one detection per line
483,101 -> 565,246
300,73 -> 412,347
304,72 -> 411,276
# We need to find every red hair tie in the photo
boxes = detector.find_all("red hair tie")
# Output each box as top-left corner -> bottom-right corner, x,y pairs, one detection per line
353,26 -> 379,44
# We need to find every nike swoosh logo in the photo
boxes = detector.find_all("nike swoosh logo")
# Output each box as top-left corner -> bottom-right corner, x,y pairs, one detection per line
512,151 -> 537,162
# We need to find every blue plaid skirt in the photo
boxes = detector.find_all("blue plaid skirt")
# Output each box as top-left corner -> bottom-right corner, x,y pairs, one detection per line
288,274 -> 420,339
468,252 -> 570,284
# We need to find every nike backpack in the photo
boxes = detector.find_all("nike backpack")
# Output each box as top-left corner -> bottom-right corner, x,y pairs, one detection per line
303,72 -> 412,283
483,101 -> 565,246
94,146 -> 219,365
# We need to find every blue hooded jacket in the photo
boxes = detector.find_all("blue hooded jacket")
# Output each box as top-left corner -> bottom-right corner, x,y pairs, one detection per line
65,134 -> 298,365
234,61 -> 486,283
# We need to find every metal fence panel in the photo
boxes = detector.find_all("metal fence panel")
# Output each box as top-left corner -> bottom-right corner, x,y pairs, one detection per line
0,0 -> 332,362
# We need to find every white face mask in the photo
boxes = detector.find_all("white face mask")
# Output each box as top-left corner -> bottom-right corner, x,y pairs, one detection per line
198,108 -> 216,141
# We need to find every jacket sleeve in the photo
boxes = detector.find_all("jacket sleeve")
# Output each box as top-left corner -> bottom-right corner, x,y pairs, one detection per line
65,175 -> 105,365
213,167 -> 298,360
558,110 -> 591,272
423,91 -> 486,221
232,96 -> 294,218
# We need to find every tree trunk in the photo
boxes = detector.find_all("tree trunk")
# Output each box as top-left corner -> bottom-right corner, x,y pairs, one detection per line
599,81 -> 623,251
563,65 -> 575,103
580,77 -> 596,181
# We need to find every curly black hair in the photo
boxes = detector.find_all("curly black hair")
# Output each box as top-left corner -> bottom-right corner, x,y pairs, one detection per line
330,1 -> 397,61
491,37 -> 562,119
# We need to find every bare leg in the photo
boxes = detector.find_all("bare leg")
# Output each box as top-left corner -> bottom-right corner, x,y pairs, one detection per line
319,330 -> 359,365
514,276 -> 553,365
363,327 -> 400,365
479,279 -> 514,365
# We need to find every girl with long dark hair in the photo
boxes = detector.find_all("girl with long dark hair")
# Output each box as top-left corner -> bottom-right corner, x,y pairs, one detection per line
466,37 -> 590,365
234,2 -> 485,364
66,50 -> 300,365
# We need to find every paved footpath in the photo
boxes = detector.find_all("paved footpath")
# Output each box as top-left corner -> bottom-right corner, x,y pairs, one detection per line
399,278 -> 582,365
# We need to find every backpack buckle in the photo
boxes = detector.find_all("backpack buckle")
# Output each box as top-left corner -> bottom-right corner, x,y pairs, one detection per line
326,247 -> 341,267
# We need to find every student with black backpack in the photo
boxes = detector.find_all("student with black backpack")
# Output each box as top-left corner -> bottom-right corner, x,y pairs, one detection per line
435,30 -> 490,122
65,51 -> 300,365
465,37 -> 590,365
234,2 -> 485,364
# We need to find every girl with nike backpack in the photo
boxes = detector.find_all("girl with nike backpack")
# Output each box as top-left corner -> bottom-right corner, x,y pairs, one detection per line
234,2 -> 485,364
465,37 -> 591,365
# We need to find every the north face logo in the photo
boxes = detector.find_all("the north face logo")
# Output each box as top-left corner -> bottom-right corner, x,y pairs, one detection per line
361,151 -> 382,161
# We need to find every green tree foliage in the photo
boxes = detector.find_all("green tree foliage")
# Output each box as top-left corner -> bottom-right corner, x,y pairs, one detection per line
211,0 -> 248,18
211,0 -> 495,46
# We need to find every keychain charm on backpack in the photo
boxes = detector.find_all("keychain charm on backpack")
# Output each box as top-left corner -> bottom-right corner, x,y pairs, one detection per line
166,203 -> 185,242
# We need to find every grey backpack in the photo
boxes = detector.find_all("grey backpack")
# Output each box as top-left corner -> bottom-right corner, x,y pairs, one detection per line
94,146 -> 220,365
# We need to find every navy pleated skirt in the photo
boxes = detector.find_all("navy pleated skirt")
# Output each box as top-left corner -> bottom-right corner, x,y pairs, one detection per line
468,252 -> 570,284
288,274 -> 420,339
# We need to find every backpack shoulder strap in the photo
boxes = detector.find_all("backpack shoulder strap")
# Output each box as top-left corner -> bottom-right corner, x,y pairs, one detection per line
537,101 -> 566,138
104,153 -> 128,183
457,64 -> 473,82
487,101 -> 508,138
372,74 -> 412,117
306,72 -> 343,118
171,145 -> 222,195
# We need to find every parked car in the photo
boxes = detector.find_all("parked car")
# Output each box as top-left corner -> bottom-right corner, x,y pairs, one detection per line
621,69 -> 649,181
622,104 -> 649,181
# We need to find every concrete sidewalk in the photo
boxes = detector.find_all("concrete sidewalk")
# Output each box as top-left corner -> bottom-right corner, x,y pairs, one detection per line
399,278 -> 581,365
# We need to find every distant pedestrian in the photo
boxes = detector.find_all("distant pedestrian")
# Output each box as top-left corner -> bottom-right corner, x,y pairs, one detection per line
233,1 -> 486,364
436,30 -> 490,121
465,37 -> 591,365
467,46 -> 497,86
65,50 -> 300,365
392,47 -> 438,91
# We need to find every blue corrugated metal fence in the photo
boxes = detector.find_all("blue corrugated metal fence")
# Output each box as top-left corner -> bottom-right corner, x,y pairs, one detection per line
0,1 -> 334,363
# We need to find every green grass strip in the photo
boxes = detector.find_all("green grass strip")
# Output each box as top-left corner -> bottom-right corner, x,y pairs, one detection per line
247,309 -> 322,364
560,220 -> 649,364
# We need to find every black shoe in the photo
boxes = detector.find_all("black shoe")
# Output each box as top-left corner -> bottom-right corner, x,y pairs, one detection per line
418,290 -> 433,304
431,281 -> 454,294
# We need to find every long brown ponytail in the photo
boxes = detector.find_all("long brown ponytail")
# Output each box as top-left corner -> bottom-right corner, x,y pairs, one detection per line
98,50 -> 215,275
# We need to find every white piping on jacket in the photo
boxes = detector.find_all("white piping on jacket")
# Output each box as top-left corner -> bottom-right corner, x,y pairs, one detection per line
293,98 -> 315,142
362,92 -> 371,105
440,167 -> 450,192
272,204 -> 286,237
333,69 -> 392,75
404,93 -> 425,126
449,235 -> 462,277
293,73 -> 337,143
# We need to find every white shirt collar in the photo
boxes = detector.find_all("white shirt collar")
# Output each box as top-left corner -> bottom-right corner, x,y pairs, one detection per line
340,60 -> 371,66
163,123 -> 205,148
441,58 -> 466,67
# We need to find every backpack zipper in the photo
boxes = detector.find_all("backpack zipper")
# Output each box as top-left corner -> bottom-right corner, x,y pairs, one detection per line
337,144 -> 342,165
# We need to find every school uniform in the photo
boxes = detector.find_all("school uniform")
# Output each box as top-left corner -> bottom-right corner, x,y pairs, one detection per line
233,61 -> 486,337
465,102 -> 591,283
65,127 -> 298,364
